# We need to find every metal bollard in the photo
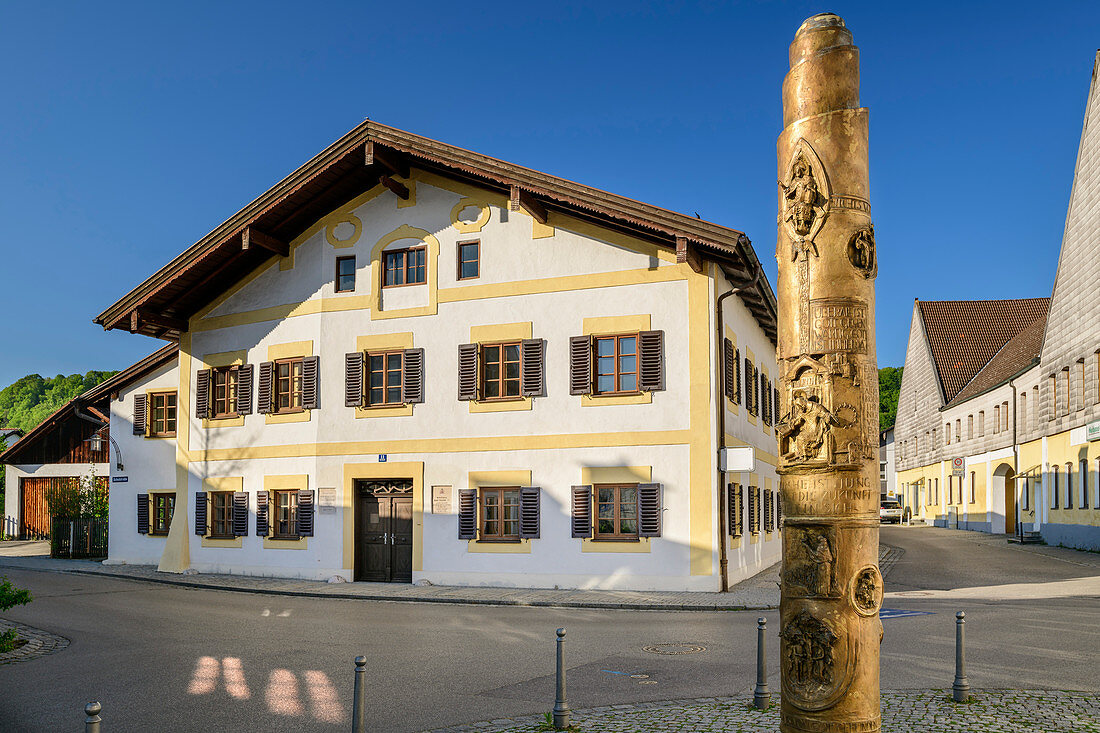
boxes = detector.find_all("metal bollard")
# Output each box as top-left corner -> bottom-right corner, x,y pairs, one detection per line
352,656 -> 367,733
753,617 -> 770,709
553,628 -> 571,730
84,702 -> 102,733
952,611 -> 970,702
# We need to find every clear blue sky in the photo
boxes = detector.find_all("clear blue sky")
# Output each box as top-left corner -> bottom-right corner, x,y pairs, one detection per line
1,0 -> 1097,387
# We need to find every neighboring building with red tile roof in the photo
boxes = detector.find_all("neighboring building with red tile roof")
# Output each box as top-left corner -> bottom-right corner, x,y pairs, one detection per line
894,51 -> 1100,553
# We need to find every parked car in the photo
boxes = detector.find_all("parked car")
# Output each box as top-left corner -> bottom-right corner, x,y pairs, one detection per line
880,499 -> 903,524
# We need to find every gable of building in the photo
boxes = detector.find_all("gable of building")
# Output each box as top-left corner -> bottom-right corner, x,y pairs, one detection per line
94,121 -> 776,344
1039,51 -> 1100,417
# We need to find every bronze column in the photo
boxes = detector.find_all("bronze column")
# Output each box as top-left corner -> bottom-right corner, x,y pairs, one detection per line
775,13 -> 881,733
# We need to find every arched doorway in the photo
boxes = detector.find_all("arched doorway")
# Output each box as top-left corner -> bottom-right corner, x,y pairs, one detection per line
992,463 -> 1016,535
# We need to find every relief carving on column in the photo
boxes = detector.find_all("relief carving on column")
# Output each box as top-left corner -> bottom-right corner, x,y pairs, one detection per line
777,356 -> 857,469
779,140 -> 831,260
847,226 -> 877,279
780,609 -> 856,711
850,565 -> 883,617
784,525 -> 839,598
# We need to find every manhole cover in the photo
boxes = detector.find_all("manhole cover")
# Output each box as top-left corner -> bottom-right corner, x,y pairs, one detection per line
641,643 -> 706,655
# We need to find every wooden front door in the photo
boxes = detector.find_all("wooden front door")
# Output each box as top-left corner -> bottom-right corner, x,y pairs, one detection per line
356,481 -> 413,582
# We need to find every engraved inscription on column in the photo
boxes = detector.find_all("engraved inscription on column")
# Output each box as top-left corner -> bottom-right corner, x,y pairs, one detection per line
786,473 -> 876,517
809,299 -> 868,354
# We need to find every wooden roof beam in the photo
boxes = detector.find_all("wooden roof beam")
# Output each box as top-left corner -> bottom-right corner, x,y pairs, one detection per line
131,309 -> 188,334
675,236 -> 706,274
510,185 -> 547,224
379,174 -> 410,200
365,140 -> 409,178
241,227 -> 289,257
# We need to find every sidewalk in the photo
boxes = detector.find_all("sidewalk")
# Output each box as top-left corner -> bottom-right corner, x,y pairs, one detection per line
0,542 -> 904,611
423,689 -> 1099,732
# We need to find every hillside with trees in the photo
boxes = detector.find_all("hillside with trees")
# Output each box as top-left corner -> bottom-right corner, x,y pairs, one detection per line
879,366 -> 903,431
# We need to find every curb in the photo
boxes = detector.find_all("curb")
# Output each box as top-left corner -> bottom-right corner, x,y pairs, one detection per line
0,562 -> 775,612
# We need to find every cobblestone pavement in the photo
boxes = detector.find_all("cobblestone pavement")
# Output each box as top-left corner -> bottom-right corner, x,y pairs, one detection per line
0,618 -> 70,665
0,542 -> 904,611
423,690 -> 1100,732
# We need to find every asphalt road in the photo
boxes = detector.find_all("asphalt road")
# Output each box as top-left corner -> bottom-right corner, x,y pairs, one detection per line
1,526 -> 1098,732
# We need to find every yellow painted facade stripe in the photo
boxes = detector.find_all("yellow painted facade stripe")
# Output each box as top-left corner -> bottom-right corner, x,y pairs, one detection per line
688,264 -> 713,576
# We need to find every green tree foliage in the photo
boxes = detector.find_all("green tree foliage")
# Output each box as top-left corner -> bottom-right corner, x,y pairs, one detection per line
879,367 -> 903,431
0,575 -> 33,651
0,371 -> 118,434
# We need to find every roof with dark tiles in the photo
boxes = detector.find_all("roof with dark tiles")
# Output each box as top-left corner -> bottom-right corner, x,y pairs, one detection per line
918,298 -> 1050,404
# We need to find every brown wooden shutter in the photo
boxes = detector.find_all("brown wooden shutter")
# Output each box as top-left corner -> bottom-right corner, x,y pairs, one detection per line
638,483 -> 662,537
457,343 -> 478,401
774,382 -> 781,422
137,493 -> 149,534
728,483 -> 742,537
257,362 -> 274,414
403,348 -> 424,404
519,486 -> 540,538
520,339 -> 545,397
301,356 -> 320,410
195,369 -> 211,420
748,485 -> 758,534
237,364 -> 254,415
255,491 -> 269,536
723,338 -> 735,401
761,374 -> 770,425
133,394 -> 147,435
297,490 -> 314,537
194,492 -> 207,536
764,489 -> 773,531
569,335 -> 592,395
776,492 -> 783,530
570,485 -> 592,538
232,492 -> 249,536
638,330 -> 664,392
345,352 -> 364,407
457,489 -> 477,539
734,348 -> 742,404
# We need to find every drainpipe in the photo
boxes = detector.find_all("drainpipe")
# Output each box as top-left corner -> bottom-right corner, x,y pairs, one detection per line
715,263 -> 764,593
1010,378 -> 1019,539
73,401 -> 123,471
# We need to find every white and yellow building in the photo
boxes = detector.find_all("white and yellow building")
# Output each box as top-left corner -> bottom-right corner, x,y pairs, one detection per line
895,51 -> 1100,551
90,121 -> 784,591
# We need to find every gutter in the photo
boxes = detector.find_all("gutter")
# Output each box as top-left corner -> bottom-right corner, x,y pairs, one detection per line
715,263 -> 764,593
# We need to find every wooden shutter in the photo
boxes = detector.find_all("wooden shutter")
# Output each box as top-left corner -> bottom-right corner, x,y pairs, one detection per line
734,348 -> 742,404
776,492 -> 783,530
237,364 -> 254,415
774,382 -> 781,422
403,348 -> 425,404
723,339 -> 735,401
256,491 -> 269,536
195,369 -> 211,420
133,394 -> 147,436
137,493 -> 149,534
728,483 -> 743,537
748,485 -> 758,534
569,336 -> 592,395
520,339 -> 545,397
194,492 -> 207,536
638,330 -> 664,392
457,489 -> 477,539
570,485 -> 592,538
764,489 -> 773,532
744,359 -> 755,415
345,352 -> 364,408
232,492 -> 249,536
761,374 -> 770,425
519,486 -> 540,539
638,483 -> 662,537
257,362 -> 274,414
297,490 -> 314,537
458,343 -> 478,401
301,356 -> 320,410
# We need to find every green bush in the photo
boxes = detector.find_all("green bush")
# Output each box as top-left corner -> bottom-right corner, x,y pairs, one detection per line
0,576 -> 32,652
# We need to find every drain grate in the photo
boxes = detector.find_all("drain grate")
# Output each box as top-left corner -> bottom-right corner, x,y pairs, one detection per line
641,642 -> 706,655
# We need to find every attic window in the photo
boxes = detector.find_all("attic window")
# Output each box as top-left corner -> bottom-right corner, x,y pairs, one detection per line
384,247 -> 426,287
